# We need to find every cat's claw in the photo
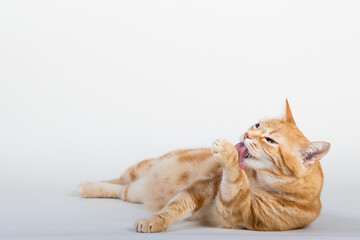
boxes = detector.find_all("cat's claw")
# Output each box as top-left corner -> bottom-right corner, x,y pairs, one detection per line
212,139 -> 238,167
134,218 -> 168,233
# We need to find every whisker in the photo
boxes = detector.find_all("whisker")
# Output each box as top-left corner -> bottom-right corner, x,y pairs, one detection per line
247,143 -> 258,157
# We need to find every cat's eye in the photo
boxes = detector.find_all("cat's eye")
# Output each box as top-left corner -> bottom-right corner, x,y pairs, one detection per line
265,137 -> 277,144
255,123 -> 260,129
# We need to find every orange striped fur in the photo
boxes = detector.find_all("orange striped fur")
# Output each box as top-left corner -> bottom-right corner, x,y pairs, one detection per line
78,100 -> 330,233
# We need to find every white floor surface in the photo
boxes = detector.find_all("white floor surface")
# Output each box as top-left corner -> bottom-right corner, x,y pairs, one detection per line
1,183 -> 359,240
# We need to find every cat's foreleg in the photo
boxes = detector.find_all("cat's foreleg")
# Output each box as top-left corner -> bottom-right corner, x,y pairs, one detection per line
134,177 -> 220,233
212,139 -> 251,227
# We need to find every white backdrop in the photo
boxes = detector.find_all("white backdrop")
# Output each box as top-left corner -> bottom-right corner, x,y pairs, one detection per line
1,1 -> 360,238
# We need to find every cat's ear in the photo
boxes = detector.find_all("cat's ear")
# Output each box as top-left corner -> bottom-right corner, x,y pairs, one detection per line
301,142 -> 331,165
285,99 -> 296,125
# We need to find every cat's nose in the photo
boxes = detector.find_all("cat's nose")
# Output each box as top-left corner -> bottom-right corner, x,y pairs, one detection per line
244,132 -> 251,139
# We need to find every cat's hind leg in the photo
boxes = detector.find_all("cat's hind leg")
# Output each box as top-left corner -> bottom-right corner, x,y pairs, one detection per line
78,177 -> 146,203
77,182 -> 124,199
78,158 -> 158,202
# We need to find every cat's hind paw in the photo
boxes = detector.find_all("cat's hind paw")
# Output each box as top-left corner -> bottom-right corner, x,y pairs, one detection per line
77,181 -> 99,198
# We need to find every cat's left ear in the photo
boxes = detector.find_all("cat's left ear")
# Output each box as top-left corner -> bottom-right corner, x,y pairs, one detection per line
285,99 -> 296,125
301,142 -> 331,165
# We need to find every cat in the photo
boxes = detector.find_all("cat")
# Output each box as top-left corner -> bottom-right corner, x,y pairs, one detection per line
77,100 -> 330,232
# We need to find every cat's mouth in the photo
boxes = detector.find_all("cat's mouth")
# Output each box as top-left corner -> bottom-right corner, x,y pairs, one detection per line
235,142 -> 252,169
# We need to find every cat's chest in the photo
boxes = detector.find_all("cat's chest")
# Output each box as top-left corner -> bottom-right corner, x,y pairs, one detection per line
247,170 -> 275,190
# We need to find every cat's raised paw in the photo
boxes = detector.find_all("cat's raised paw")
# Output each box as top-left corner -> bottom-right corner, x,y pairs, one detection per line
212,139 -> 238,167
134,217 -> 168,233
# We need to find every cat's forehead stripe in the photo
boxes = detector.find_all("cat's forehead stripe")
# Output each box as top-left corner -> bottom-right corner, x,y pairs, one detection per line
269,129 -> 281,135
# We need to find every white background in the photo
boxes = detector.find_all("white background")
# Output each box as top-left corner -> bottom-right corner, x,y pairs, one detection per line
1,1 -> 360,239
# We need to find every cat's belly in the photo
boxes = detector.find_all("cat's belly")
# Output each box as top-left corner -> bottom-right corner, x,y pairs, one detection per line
141,148 -> 221,211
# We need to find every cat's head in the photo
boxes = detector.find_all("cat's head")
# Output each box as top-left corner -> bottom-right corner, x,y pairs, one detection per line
236,99 -> 330,179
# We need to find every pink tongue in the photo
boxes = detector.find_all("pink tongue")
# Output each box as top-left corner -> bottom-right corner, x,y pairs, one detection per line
234,142 -> 246,170
238,147 -> 247,170
239,146 -> 247,159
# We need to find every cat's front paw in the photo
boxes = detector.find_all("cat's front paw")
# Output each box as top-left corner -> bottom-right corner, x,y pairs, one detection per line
212,139 -> 238,167
134,217 -> 168,233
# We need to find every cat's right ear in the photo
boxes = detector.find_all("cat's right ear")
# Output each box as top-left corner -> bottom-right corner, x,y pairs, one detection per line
301,142 -> 331,165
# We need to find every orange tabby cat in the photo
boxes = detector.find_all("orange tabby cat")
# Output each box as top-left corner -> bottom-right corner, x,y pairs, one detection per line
78,100 -> 330,232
